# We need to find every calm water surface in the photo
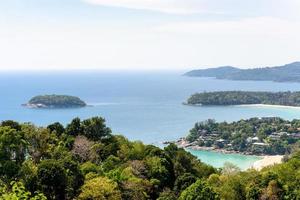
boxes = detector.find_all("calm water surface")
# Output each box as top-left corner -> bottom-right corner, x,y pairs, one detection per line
1,71 -> 300,168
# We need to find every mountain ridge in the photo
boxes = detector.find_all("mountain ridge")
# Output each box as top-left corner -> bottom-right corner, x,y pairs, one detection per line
185,62 -> 300,82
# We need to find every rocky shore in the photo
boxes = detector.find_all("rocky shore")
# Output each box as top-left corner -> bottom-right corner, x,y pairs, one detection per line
22,103 -> 48,108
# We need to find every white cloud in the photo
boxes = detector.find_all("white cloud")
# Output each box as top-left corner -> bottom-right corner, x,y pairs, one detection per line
83,0 -> 204,14
1,0 -> 300,71
83,0 -> 300,18
1,17 -> 300,70
155,17 -> 300,37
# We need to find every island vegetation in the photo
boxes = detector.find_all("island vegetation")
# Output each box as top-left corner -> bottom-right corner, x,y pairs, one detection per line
186,91 -> 300,107
24,95 -> 87,108
0,117 -> 299,199
182,117 -> 300,155
184,62 -> 300,82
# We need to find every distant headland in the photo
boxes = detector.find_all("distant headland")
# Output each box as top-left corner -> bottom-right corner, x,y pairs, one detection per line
185,91 -> 300,107
23,94 -> 87,108
184,62 -> 300,82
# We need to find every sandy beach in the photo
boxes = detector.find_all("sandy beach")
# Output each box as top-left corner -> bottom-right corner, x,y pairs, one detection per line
251,155 -> 284,170
236,104 -> 300,110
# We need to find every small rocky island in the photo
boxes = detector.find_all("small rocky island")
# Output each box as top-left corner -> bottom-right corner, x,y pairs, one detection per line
186,91 -> 300,107
23,95 -> 87,108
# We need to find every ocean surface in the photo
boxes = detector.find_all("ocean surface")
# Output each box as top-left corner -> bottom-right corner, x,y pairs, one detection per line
2,70 -> 300,169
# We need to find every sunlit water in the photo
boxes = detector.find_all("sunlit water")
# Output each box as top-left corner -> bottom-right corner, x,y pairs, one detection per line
187,149 -> 261,170
1,71 -> 300,169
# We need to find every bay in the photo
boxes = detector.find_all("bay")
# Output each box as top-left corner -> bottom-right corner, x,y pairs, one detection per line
1,70 -> 300,168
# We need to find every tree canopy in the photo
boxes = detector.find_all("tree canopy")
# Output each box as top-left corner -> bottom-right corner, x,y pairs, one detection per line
186,117 -> 300,155
187,91 -> 300,107
0,117 -> 298,199
26,95 -> 86,108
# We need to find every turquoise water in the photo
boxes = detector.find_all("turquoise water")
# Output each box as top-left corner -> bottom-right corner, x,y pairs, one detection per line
1,71 -> 300,168
187,149 -> 261,170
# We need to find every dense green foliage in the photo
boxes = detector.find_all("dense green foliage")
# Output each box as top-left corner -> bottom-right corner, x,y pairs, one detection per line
178,179 -> 219,200
209,151 -> 300,200
0,117 -> 215,200
0,117 -> 299,199
0,181 -> 46,199
187,91 -> 300,107
28,95 -> 86,108
185,62 -> 300,82
186,117 -> 300,155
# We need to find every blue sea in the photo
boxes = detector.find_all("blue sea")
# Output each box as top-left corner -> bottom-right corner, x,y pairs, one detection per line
2,70 -> 300,169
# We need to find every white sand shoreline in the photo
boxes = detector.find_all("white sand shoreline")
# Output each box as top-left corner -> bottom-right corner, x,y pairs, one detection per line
175,140 -> 284,170
251,155 -> 283,170
236,104 -> 300,110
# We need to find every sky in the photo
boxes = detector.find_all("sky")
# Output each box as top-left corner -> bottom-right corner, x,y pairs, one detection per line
0,0 -> 300,70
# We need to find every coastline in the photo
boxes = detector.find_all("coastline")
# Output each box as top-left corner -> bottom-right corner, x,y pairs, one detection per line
251,155 -> 284,170
236,104 -> 300,110
186,145 -> 283,170
185,145 -> 251,155
175,139 -> 261,156
22,103 -> 87,109
184,103 -> 300,109
173,139 -> 284,170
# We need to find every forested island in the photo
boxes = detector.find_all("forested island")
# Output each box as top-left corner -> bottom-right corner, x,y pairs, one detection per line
180,117 -> 300,155
186,91 -> 300,107
23,95 -> 87,108
0,117 -> 299,200
184,62 -> 300,82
